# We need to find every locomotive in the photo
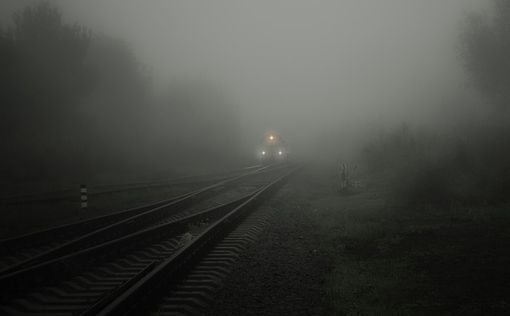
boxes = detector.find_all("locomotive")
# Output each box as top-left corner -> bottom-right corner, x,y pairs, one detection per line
258,132 -> 288,161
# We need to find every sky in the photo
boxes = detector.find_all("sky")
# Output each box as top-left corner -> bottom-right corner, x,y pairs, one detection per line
1,0 -> 490,153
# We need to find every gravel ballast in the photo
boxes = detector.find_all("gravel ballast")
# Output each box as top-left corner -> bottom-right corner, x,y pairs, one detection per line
208,172 -> 332,315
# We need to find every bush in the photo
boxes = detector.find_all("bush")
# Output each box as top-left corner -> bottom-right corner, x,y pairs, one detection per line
361,125 -> 510,206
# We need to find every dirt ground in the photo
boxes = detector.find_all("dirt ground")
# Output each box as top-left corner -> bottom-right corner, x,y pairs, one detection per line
209,165 -> 510,315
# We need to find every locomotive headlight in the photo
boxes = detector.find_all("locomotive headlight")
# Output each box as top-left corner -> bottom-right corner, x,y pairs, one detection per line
278,150 -> 283,156
261,151 -> 266,155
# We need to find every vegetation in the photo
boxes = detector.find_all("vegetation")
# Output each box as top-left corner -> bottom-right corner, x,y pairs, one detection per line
315,176 -> 510,315
0,2 -> 240,184
461,0 -> 510,112
1,3 -> 95,181
359,1 -> 510,207
329,3 -> 510,312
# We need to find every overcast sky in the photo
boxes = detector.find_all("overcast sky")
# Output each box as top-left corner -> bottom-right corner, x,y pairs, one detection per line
1,0 -> 489,151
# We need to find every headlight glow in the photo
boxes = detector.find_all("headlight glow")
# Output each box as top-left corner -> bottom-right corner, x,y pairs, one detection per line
278,150 -> 283,155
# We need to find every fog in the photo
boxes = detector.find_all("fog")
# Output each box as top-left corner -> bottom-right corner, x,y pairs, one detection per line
0,0 -> 493,179
4,3 -> 510,314
53,0 -> 487,142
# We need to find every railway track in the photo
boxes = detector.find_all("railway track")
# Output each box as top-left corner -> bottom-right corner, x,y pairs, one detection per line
0,164 -> 298,315
0,165 -> 263,206
0,164 -> 270,275
148,206 -> 275,315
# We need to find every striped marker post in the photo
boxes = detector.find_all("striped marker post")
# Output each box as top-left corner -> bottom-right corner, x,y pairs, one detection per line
80,184 -> 88,209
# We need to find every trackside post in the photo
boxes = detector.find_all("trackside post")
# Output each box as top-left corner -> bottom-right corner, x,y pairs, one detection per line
81,184 -> 88,209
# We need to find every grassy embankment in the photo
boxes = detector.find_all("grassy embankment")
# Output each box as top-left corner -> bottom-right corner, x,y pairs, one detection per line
298,166 -> 510,315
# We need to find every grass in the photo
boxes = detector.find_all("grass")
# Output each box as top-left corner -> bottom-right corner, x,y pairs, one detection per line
299,166 -> 510,315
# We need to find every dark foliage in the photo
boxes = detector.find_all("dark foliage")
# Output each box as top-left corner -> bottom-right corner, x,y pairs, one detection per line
461,0 -> 510,110
361,124 -> 510,206
1,3 -> 95,181
360,1 -> 510,206
0,2 -> 241,184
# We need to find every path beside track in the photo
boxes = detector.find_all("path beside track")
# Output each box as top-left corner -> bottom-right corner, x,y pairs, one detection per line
207,170 -> 331,316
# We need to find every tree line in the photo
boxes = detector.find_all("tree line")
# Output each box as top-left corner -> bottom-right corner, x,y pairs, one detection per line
361,0 -> 510,205
0,2 -> 240,184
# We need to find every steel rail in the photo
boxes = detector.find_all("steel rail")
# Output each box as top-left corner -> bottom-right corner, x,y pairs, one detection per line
87,164 -> 263,198
96,166 -> 299,316
0,190 -> 193,252
0,191 -> 255,297
0,164 -> 262,205
0,165 -> 263,251
0,164 -> 275,277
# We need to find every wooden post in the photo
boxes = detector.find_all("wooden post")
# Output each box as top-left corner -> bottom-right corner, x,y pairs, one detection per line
80,184 -> 88,209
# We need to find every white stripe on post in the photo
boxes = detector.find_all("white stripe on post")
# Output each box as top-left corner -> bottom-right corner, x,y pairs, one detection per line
80,184 -> 88,209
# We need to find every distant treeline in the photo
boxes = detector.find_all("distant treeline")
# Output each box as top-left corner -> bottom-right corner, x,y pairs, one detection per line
0,2 -> 240,183
361,0 -> 510,206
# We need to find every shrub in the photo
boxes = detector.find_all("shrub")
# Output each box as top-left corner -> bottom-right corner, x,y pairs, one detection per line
361,125 -> 510,206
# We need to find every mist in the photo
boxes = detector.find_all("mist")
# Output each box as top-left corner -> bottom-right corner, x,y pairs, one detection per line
4,1 -> 510,315
69,0 -> 484,148
1,0 -> 489,161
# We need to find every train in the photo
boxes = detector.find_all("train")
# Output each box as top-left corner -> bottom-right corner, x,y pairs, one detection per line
258,132 -> 288,162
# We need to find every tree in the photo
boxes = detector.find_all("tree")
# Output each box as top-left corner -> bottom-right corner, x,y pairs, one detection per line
80,36 -> 152,172
0,2 -> 157,182
461,0 -> 510,110
0,2 -> 93,180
